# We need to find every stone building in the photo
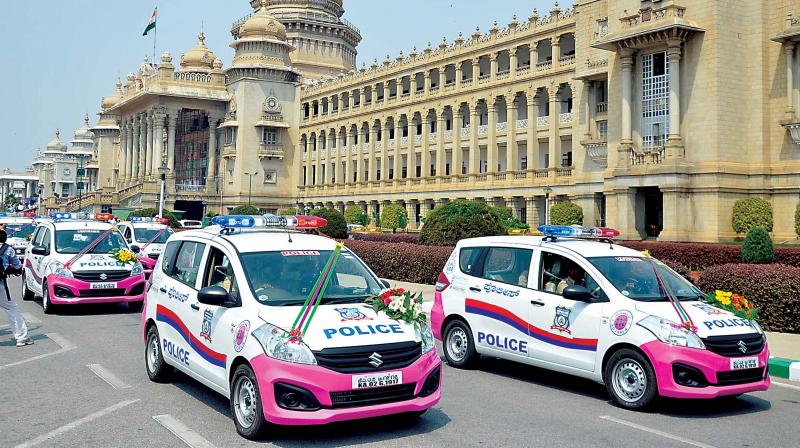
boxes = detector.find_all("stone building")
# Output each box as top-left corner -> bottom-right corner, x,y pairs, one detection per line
28,0 -> 800,241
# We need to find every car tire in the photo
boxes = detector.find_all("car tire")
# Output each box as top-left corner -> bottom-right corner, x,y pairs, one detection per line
145,325 -> 173,383
442,319 -> 479,369
604,348 -> 659,410
129,301 -> 144,313
42,281 -> 56,315
230,364 -> 270,440
21,273 -> 34,301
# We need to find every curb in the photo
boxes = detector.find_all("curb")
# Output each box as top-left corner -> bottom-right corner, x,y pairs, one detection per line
768,357 -> 800,381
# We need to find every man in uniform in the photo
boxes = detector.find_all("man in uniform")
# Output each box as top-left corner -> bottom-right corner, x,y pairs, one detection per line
0,229 -> 32,347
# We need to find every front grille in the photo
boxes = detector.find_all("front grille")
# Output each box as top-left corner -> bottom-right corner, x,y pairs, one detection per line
716,367 -> 765,386
79,288 -> 126,298
330,383 -> 416,409
72,271 -> 130,282
146,253 -> 160,260
702,333 -> 765,357
314,341 -> 422,374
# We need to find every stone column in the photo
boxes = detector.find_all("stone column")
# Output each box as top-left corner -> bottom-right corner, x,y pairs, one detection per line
372,85 -> 379,104
507,95 -> 518,172
381,120 -> 391,183
119,123 -> 128,180
405,201 -> 416,230
453,109 -> 463,176
206,117 -> 218,190
424,71 -> 432,93
531,40 -> 539,68
339,95 -> 346,112
368,201 -> 378,225
359,89 -> 366,107
470,105 -> 480,176
356,127 -> 366,183
487,100 -> 497,179
131,115 -> 141,180
620,50 -> 634,147
303,138 -> 312,186
420,200 -> 432,223
418,114 -> 429,178
435,113 -> 446,178
548,88 -> 561,169
143,114 -> 152,179
525,196 -> 540,227
455,63 -> 463,91
393,116 -> 403,183
510,47 -> 518,80
666,40 -> 683,148
167,114 -> 177,174
438,66 -> 446,93
344,129 -> 353,184
318,132 -> 327,184
552,36 -> 561,68
471,57 -> 480,83
139,113 -> 147,180
368,123 -> 377,183
153,112 -> 165,174
349,90 -> 356,109
126,122 -> 135,182
787,43 -> 797,119
410,75 -> 418,100
527,93 -> 538,177
490,53 -> 498,81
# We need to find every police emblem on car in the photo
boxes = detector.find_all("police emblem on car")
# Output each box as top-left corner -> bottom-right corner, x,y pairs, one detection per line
335,307 -> 372,322
551,306 -> 572,334
368,352 -> 383,368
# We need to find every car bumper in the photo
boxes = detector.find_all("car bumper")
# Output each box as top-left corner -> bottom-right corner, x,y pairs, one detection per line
640,340 -> 771,399
250,350 -> 442,426
431,292 -> 445,341
47,274 -> 146,305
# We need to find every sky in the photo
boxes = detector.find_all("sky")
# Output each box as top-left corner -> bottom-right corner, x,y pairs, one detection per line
0,0 -> 554,172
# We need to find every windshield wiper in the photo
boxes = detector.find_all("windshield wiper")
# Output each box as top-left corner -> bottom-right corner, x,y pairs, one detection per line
322,297 -> 367,305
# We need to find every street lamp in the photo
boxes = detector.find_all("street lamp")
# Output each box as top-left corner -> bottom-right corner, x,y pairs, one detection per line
157,162 -> 170,219
244,171 -> 258,206
543,186 -> 553,225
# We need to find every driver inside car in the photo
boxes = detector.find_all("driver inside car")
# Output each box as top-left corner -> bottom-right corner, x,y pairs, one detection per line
556,261 -> 586,294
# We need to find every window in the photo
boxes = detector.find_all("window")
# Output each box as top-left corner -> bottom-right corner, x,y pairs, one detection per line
262,128 -> 279,146
459,247 -> 484,276
172,241 -> 206,288
161,241 -> 181,275
224,128 -> 235,146
588,256 -> 702,302
54,230 -> 126,254
641,51 -> 670,149
30,227 -> 44,247
123,226 -> 133,243
39,229 -> 51,251
481,247 -> 532,288
597,120 -> 608,142
202,247 -> 240,304
539,251 -> 603,299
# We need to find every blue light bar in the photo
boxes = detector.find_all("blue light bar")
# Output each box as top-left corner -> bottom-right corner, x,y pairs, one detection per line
211,215 -> 262,228
210,215 -> 326,230
538,225 -> 620,239
538,225 -> 580,237
50,212 -> 78,221
129,217 -> 151,223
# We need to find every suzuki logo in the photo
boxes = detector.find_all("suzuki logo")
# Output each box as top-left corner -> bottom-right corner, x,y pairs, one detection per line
738,340 -> 748,354
99,273 -> 108,281
368,352 -> 383,368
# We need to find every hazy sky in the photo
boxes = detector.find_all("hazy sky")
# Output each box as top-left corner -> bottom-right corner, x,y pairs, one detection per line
0,0 -> 554,171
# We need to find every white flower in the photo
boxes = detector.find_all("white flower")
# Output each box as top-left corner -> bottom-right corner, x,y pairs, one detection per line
413,303 -> 423,317
399,305 -> 407,314
388,300 -> 401,311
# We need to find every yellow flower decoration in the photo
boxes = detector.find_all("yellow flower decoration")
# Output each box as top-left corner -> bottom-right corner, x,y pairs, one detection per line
642,250 -> 651,258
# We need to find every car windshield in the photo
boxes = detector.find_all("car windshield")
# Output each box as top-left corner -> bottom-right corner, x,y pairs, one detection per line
133,227 -> 173,244
239,250 -> 383,306
55,230 -> 128,254
4,224 -> 35,239
588,256 -> 703,302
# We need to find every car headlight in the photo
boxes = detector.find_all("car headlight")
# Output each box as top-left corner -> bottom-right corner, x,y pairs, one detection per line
419,322 -> 435,354
52,262 -> 74,279
130,262 -> 144,276
637,316 -> 705,349
251,323 -> 317,365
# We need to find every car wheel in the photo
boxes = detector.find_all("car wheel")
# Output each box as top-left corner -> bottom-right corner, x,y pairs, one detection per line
42,282 -> 56,315
230,364 -> 269,440
145,325 -> 173,383
21,273 -> 34,301
604,348 -> 658,410
443,320 -> 479,368
129,301 -> 144,313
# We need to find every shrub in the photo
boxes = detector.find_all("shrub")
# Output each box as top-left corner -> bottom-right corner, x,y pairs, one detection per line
231,205 -> 260,215
661,259 -> 691,279
128,208 -> 181,228
550,201 -> 583,226
205,211 -> 219,218
619,241 -> 800,271
351,233 -> 421,244
492,206 -> 530,232
795,202 -> 800,238
344,205 -> 369,226
742,227 -> 774,263
697,264 -> 800,333
344,240 -> 453,285
731,197 -> 773,234
277,207 -> 298,216
380,204 -> 409,233
309,208 -> 347,239
419,200 -> 506,246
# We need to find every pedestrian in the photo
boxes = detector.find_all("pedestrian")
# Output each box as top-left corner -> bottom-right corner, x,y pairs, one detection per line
0,229 -> 32,347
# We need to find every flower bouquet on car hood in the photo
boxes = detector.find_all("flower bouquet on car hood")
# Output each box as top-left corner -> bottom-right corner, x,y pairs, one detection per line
366,288 -> 428,327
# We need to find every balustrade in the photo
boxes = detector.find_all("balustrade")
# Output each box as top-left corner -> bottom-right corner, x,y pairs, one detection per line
537,116 -> 550,126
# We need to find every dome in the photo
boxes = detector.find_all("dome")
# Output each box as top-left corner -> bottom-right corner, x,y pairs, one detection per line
72,114 -> 95,142
240,0 -> 287,42
101,79 -> 123,110
180,32 -> 218,72
44,129 -> 67,154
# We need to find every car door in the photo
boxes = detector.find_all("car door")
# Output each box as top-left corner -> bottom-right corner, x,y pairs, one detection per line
25,226 -> 45,293
462,245 -> 535,361
526,249 -> 606,372
200,244 -> 246,389
33,228 -> 52,293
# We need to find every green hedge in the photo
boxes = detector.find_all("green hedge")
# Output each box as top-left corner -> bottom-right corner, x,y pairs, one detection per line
419,200 -> 505,246
277,208 -> 298,216
231,205 -> 260,215
344,240 -> 452,286
309,208 -> 347,239
550,201 -> 583,226
795,202 -> 800,238
731,197 -> 773,234
380,204 -> 408,232
742,227 -> 774,264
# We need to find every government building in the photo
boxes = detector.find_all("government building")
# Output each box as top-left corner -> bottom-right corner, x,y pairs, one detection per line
13,0 -> 800,242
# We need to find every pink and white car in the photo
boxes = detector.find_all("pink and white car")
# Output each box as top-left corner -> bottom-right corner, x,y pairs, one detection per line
21,213 -> 146,313
143,215 -> 441,440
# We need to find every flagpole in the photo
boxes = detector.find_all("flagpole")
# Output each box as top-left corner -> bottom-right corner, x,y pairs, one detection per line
153,6 -> 158,65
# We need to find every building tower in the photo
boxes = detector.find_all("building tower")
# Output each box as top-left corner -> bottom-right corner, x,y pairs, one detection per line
232,0 -> 361,81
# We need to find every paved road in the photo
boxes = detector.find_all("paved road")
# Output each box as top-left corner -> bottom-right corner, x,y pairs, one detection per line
2,276 -> 800,448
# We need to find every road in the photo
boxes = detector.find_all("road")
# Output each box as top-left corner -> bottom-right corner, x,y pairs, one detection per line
2,276 -> 800,448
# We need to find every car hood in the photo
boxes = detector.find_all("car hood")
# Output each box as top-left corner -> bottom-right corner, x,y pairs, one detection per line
52,253 -> 133,272
7,237 -> 29,248
635,301 -> 759,338
258,304 -> 420,351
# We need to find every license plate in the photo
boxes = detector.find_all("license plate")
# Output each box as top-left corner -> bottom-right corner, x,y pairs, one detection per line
730,357 -> 759,370
352,371 -> 402,389
90,282 -> 117,290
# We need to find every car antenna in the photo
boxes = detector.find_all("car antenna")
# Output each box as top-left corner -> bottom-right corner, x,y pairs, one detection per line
283,217 -> 292,243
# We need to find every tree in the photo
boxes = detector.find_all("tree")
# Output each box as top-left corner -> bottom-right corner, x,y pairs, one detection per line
732,197 -> 773,234
491,206 -> 530,232
380,204 -> 409,233
795,202 -> 800,238
419,200 -> 506,246
309,208 -> 348,239
231,205 -> 260,215
344,205 -> 369,226
742,226 -> 774,264
128,208 -> 181,228
277,207 -> 298,216
550,201 -> 583,226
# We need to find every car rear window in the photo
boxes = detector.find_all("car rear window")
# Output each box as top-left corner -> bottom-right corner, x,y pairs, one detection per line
459,247 -> 485,276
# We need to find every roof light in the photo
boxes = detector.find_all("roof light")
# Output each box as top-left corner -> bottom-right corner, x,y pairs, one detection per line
93,213 -> 116,222
50,212 -> 79,221
538,225 -> 620,239
49,212 -> 117,222
211,215 -> 328,230
130,217 -> 169,224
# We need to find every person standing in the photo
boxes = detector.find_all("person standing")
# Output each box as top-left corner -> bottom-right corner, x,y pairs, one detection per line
0,229 -> 32,347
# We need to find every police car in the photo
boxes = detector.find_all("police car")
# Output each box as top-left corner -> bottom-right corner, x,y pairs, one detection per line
21,213 -> 146,314
143,215 -> 441,440
117,217 -> 173,278
431,225 -> 769,409
0,215 -> 36,259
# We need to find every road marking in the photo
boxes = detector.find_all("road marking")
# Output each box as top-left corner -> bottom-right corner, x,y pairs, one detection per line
87,363 -> 131,390
772,380 -> 800,392
14,399 -> 139,448
600,415 -> 718,448
153,414 -> 218,448
0,333 -> 76,371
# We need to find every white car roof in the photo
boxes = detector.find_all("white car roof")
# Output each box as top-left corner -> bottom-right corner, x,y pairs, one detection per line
457,235 -> 645,259
45,221 -> 115,231
0,217 -> 35,224
122,222 -> 169,230
176,227 -> 341,254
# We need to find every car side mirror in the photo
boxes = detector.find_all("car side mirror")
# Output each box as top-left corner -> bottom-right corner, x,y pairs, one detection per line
380,279 -> 391,289
130,245 -> 141,254
562,285 -> 596,303
198,286 -> 230,307
31,246 -> 48,256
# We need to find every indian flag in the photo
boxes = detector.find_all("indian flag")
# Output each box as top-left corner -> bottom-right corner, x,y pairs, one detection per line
143,8 -> 157,36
